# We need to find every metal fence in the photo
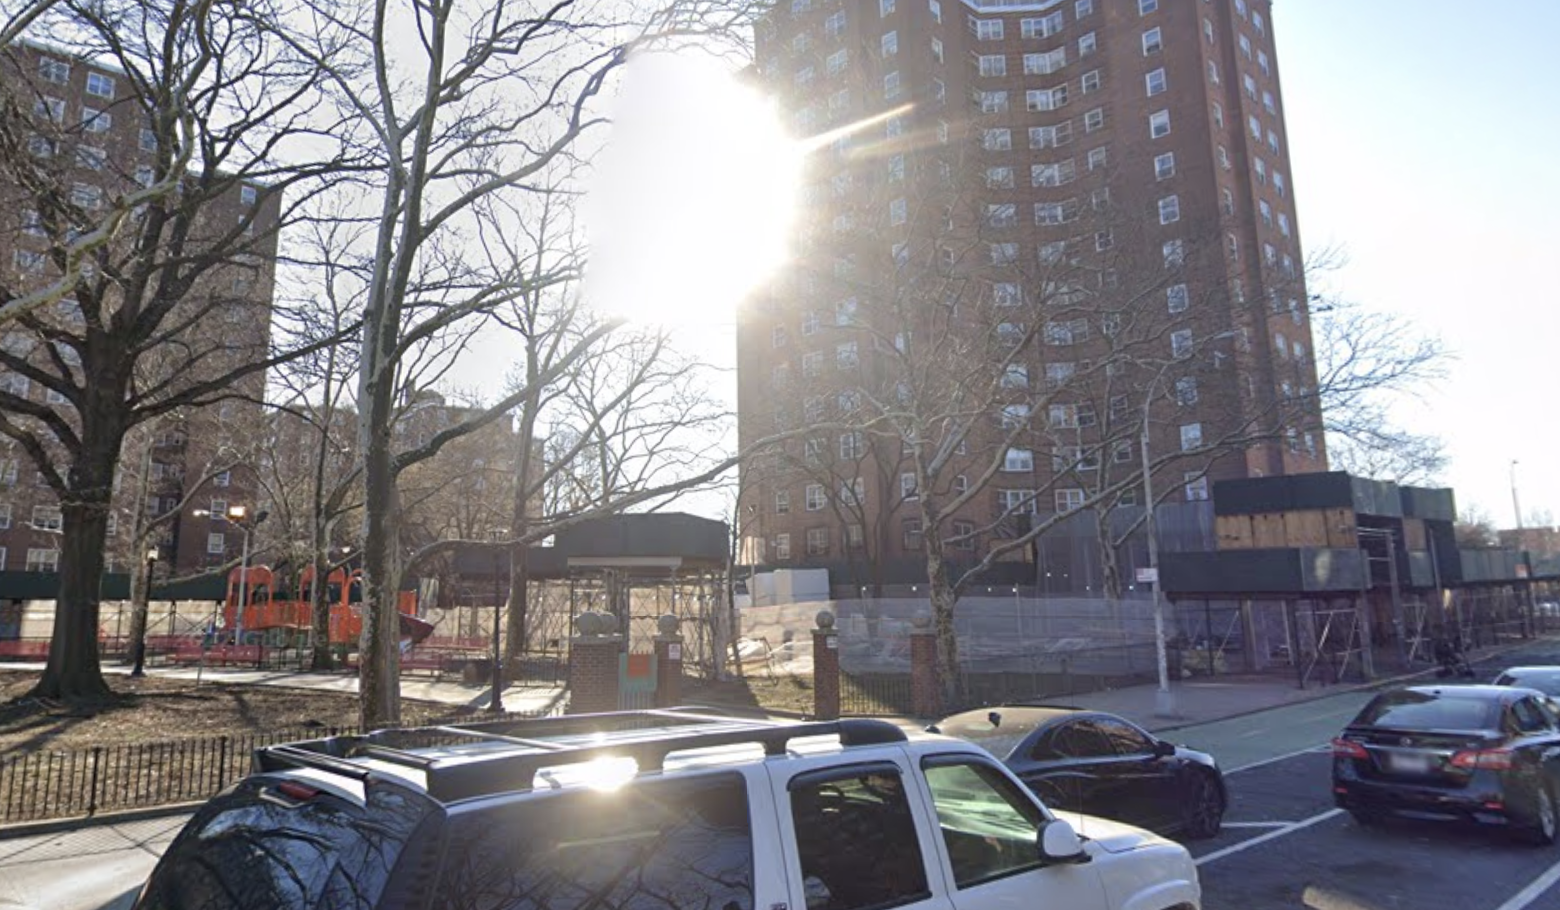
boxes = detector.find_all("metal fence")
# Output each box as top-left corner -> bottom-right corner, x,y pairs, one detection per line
0,707 -> 559,827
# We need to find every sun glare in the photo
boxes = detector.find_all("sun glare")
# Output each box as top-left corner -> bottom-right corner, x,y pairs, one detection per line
586,54 -> 801,326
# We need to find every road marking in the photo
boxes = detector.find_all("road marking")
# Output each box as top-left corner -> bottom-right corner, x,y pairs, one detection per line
1195,809 -> 1343,866
1226,744 -> 1330,775
1494,856 -> 1560,910
1220,821 -> 1294,829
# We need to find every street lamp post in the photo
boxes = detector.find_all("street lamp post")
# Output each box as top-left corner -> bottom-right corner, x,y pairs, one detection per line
1511,460 -> 1524,531
195,504 -> 268,656
489,528 -> 510,713
130,547 -> 159,676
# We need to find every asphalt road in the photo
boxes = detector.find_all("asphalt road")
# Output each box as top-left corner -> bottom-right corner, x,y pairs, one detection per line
1184,640 -> 1560,910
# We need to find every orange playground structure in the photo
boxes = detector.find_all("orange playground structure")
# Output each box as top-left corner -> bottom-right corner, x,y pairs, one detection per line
221,565 -> 427,647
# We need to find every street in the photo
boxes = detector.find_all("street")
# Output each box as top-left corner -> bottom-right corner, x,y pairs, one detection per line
1168,640 -> 1560,910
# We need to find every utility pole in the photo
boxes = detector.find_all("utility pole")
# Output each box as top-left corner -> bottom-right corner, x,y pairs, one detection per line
1511,460 -> 1524,531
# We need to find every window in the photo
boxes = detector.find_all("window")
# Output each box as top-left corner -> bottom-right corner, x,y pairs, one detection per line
805,527 -> 829,557
772,326 -> 788,349
839,431 -> 863,460
1154,152 -> 1175,180
1081,69 -> 1101,93
775,490 -> 791,514
989,243 -> 1019,265
81,107 -> 111,132
1259,199 -> 1273,226
1000,489 -> 1036,515
1029,123 -> 1072,148
881,30 -> 898,57
1076,0 -> 1094,15
805,484 -> 826,512
26,548 -> 59,572
1239,33 -> 1252,59
923,761 -> 1045,888
32,504 -> 62,531
1079,31 -> 1097,55
977,55 -> 1007,77
1002,364 -> 1029,389
1055,488 -> 1085,512
880,0 -> 895,16
791,766 -> 928,908
1243,73 -> 1257,99
39,57 -> 69,84
1087,146 -> 1107,171
889,197 -> 908,225
1145,68 -> 1167,96
1180,422 -> 1203,451
986,166 -> 1015,189
774,533 -> 791,560
1019,12 -> 1063,38
1248,114 -> 1262,140
1083,107 -> 1104,131
983,128 -> 1012,151
1026,86 -> 1067,112
1158,195 -> 1180,224
13,250 -> 45,275
1275,171 -> 1287,196
1279,213 -> 1292,237
1142,27 -> 1162,54
1175,377 -> 1199,406
0,503 -> 8,530
1035,202 -> 1066,226
1263,89 -> 1276,114
883,70 -> 902,100
1167,283 -> 1189,312
1208,59 -> 1220,84
71,184 -> 102,210
1149,110 -> 1170,138
213,470 -> 231,488
1004,448 -> 1034,473
85,72 -> 115,98
1259,49 -> 1271,76
1212,101 -> 1224,128
901,472 -> 918,501
1163,239 -> 1185,267
971,17 -> 1003,40
1171,328 -> 1194,358
1139,0 -> 1159,11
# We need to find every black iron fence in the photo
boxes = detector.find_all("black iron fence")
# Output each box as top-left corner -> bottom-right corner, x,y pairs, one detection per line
0,707 -> 557,827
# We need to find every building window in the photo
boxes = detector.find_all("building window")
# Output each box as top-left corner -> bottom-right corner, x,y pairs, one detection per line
1081,69 -> 1100,93
1145,68 -> 1166,96
1180,423 -> 1204,451
840,431 -> 863,460
806,527 -> 829,557
1149,110 -> 1170,138
1055,489 -> 1085,513
883,70 -> 902,100
1141,27 -> 1162,54
39,57 -> 70,84
31,505 -> 62,531
772,326 -> 787,349
26,548 -> 59,572
971,17 -> 1003,40
1171,329 -> 1194,358
1167,283 -> 1189,312
977,55 -> 1006,77
1083,107 -> 1104,131
1185,474 -> 1210,502
1079,31 -> 1097,56
1002,364 -> 1029,389
806,484 -> 826,511
881,30 -> 898,56
775,490 -> 791,514
1154,152 -> 1175,180
214,470 -> 231,487
0,503 -> 9,529
1003,448 -> 1035,473
774,533 -> 791,561
1000,489 -> 1036,515
1087,146 -> 1107,171
901,472 -> 918,500
1208,59 -> 1220,84
836,341 -> 858,369
1175,377 -> 1199,406
901,518 -> 923,550
85,72 -> 115,98
1139,0 -> 1158,12
889,197 -> 908,225
81,107 -> 111,133
987,166 -> 1015,189
983,128 -> 1012,151
1158,195 -> 1180,224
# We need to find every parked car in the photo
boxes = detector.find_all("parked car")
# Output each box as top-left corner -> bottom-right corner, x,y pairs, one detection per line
929,705 -> 1227,839
133,708 -> 1203,910
1493,666 -> 1560,697
1332,684 -> 1560,844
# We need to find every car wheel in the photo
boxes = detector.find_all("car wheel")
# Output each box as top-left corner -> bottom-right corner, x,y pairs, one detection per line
1517,784 -> 1558,847
1348,808 -> 1385,828
1183,772 -> 1224,840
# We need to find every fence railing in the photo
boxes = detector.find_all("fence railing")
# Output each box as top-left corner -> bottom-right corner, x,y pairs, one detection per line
0,707 -> 558,827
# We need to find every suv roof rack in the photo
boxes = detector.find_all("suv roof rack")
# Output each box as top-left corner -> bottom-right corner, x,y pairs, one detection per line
254,708 -> 909,803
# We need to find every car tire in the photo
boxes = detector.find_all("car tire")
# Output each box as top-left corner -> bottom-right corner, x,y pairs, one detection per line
1348,808 -> 1385,828
1516,784 -> 1559,847
1183,771 -> 1225,840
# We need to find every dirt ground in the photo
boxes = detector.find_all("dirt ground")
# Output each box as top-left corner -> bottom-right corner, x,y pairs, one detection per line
0,670 -> 461,754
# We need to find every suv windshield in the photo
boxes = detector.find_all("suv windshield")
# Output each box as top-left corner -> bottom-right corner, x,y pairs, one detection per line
431,771 -> 754,910
137,780 -> 431,910
1353,691 -> 1499,732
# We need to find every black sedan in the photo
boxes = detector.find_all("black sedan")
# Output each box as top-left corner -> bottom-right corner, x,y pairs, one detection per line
1493,666 -> 1560,697
928,705 -> 1226,839
1332,684 -> 1560,844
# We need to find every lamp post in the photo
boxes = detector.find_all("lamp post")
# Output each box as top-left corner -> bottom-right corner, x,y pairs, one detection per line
1511,460 -> 1524,532
130,547 -> 159,676
489,527 -> 510,713
195,504 -> 268,649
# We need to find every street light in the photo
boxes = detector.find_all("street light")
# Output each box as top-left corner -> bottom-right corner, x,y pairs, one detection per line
194,504 -> 268,648
1511,460 -> 1524,532
489,528 -> 510,714
1140,331 -> 1238,719
130,546 -> 159,677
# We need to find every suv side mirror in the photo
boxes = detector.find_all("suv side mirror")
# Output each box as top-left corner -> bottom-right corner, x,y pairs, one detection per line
1152,739 -> 1176,758
1037,818 -> 1090,866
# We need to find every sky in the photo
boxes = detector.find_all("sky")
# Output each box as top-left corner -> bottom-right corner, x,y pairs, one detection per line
1274,0 -> 1560,527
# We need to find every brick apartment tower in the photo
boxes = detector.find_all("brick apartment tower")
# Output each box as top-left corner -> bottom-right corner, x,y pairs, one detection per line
738,0 -> 1325,583
0,41 -> 277,579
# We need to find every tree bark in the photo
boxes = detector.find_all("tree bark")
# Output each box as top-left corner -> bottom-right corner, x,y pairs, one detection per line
358,432 -> 402,728
309,538 -> 333,671
127,554 -> 151,675
927,544 -> 960,703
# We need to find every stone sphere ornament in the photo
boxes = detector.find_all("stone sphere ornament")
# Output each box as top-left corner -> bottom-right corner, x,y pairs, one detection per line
657,614 -> 680,636
815,609 -> 836,630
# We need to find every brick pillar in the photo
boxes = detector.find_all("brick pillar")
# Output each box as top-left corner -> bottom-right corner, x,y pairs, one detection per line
654,614 -> 684,708
812,610 -> 840,721
910,614 -> 941,719
567,612 -> 622,715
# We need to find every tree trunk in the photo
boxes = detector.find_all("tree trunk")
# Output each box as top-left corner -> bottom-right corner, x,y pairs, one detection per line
1098,508 -> 1124,601
927,545 -> 960,703
29,422 -> 124,699
127,554 -> 151,675
505,546 -> 529,662
358,438 -> 402,728
309,537 -> 332,671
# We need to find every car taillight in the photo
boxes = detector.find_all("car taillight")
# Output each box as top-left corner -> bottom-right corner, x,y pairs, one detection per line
277,780 -> 323,801
1331,738 -> 1369,759
1450,749 -> 1514,771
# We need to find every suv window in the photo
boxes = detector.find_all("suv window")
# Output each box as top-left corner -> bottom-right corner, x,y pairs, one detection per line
136,781 -> 430,910
789,766 -> 929,910
431,772 -> 754,910
1511,698 -> 1552,734
922,759 -> 1045,889
1046,720 -> 1115,759
1094,718 -> 1154,756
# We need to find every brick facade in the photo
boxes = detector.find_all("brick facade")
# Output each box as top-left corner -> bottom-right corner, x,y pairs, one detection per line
910,630 -> 941,719
653,634 -> 683,708
812,627 -> 840,720
566,635 -> 621,715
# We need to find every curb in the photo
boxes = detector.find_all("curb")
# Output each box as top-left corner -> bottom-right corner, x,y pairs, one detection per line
0,802 -> 199,844
1147,634 -> 1557,735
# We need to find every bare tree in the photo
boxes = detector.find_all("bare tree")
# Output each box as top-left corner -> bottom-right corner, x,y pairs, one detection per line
0,0 -> 361,698
282,0 -> 764,726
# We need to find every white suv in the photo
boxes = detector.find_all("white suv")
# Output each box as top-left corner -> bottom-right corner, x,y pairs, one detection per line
134,710 -> 1201,910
